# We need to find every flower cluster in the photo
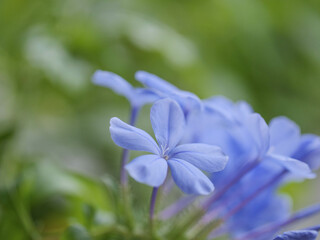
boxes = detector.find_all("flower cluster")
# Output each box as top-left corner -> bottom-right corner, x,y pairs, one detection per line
93,70 -> 320,240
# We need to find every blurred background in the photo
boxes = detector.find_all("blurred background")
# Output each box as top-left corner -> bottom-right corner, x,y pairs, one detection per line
1,0 -> 320,239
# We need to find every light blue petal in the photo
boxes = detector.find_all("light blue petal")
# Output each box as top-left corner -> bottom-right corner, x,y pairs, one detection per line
168,158 -> 214,195
235,101 -> 254,116
203,96 -> 235,122
125,155 -> 168,187
203,96 -> 253,123
293,134 -> 320,171
266,153 -> 315,179
245,113 -> 270,159
135,71 -> 202,114
269,116 -> 301,156
150,99 -> 185,151
173,90 -> 202,115
135,70 -> 179,93
92,70 -> 133,99
170,143 -> 228,173
131,88 -> 160,106
93,71 -> 160,107
110,117 -> 160,154
274,230 -> 318,240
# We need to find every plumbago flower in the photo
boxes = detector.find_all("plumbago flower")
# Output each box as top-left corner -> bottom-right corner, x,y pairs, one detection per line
192,114 -> 314,240
209,114 -> 317,239
93,70 -> 161,185
184,103 -> 313,217
165,96 -> 317,239
93,70 -> 320,240
109,98 -> 228,195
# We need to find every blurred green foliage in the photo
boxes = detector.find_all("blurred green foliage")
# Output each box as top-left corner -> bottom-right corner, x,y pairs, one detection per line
1,0 -> 320,239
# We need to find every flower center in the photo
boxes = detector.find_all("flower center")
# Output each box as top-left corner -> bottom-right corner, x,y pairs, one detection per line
160,144 -> 170,159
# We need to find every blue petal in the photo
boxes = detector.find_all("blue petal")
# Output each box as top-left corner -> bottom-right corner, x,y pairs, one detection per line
135,70 -> 179,93
173,90 -> 202,115
203,96 -> 253,123
293,134 -> 320,171
245,113 -> 270,159
93,70 -> 160,107
92,70 -> 133,99
110,117 -> 160,154
266,153 -> 315,179
269,116 -> 301,156
131,88 -> 160,106
135,71 -> 202,114
236,101 -> 254,116
150,99 -> 185,151
170,143 -> 228,173
125,155 -> 168,187
203,96 -> 237,122
168,158 -> 214,195
274,230 -> 318,240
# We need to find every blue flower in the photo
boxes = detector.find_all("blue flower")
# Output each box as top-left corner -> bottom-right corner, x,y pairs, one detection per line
207,113 -> 315,181
135,71 -> 202,115
92,70 -> 159,108
183,108 -> 314,239
205,116 -> 315,239
109,98 -> 228,195
188,99 -> 313,181
274,230 -> 318,240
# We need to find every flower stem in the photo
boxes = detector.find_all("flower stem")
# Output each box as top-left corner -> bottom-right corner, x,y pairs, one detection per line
150,187 -> 159,226
159,195 -> 196,220
120,106 -> 139,187
120,149 -> 130,186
